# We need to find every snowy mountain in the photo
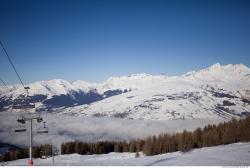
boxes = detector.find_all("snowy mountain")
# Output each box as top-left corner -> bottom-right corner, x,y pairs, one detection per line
0,63 -> 250,120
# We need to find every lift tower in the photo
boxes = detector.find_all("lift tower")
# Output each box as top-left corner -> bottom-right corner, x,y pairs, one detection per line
13,87 -> 48,166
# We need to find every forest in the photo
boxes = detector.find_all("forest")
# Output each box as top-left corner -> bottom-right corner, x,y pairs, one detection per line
0,144 -> 52,162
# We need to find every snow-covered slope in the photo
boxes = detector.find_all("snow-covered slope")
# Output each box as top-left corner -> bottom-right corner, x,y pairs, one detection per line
0,63 -> 250,120
60,63 -> 250,120
73,80 -> 97,93
5,142 -> 250,166
1,79 -> 87,99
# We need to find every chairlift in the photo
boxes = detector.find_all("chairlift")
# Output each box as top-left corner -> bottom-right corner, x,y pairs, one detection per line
14,120 -> 27,132
17,118 -> 25,124
14,128 -> 27,132
24,86 -> 30,90
37,122 -> 49,134
37,117 -> 43,123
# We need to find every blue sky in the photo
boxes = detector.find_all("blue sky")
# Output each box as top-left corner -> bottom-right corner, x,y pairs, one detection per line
0,0 -> 250,84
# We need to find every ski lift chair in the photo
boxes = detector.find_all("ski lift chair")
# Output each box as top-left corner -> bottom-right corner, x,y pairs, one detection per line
14,118 -> 27,132
14,127 -> 27,132
37,122 -> 49,134
37,117 -> 43,123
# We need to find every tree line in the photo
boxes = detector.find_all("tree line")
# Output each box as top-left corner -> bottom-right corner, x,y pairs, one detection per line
61,116 -> 250,156
0,144 -> 52,162
61,140 -> 145,155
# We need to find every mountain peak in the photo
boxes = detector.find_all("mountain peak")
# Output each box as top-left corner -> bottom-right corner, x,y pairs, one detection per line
107,73 -> 152,81
228,63 -> 249,71
208,63 -> 222,71
73,80 -> 96,92
208,63 -> 249,70
206,63 -> 249,74
183,63 -> 250,80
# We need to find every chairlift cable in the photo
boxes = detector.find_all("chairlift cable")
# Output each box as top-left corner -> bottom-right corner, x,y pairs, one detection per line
0,40 -> 26,90
0,77 -> 9,89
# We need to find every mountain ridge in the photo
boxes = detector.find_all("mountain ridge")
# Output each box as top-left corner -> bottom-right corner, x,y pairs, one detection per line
1,63 -> 249,94
0,63 -> 250,120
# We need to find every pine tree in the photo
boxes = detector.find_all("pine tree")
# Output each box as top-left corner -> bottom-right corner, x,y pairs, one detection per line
129,141 -> 136,152
142,137 -> 154,156
61,143 -> 66,154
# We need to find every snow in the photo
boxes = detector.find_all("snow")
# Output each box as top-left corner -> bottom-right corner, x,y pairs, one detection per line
1,63 -> 250,96
96,73 -> 169,93
1,79 -> 79,99
60,70 -> 250,120
73,80 -> 97,92
5,142 -> 250,166
2,63 -> 249,120
183,63 -> 250,83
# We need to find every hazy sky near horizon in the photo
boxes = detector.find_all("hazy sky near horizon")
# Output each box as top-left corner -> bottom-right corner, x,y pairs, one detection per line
0,0 -> 250,84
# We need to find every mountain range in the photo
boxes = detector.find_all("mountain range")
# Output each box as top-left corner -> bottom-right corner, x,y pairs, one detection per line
1,63 -> 250,120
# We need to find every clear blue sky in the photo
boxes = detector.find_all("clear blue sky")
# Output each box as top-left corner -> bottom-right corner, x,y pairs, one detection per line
0,0 -> 250,84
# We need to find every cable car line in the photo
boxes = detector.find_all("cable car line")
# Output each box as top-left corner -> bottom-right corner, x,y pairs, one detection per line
0,40 -> 25,89
0,77 -> 8,89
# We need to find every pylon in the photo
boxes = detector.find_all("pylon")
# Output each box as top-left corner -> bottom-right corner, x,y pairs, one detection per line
28,159 -> 33,166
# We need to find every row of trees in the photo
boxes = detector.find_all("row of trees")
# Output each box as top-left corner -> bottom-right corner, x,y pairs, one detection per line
0,144 -> 52,162
61,140 -> 145,155
61,116 -> 250,156
140,116 -> 250,155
